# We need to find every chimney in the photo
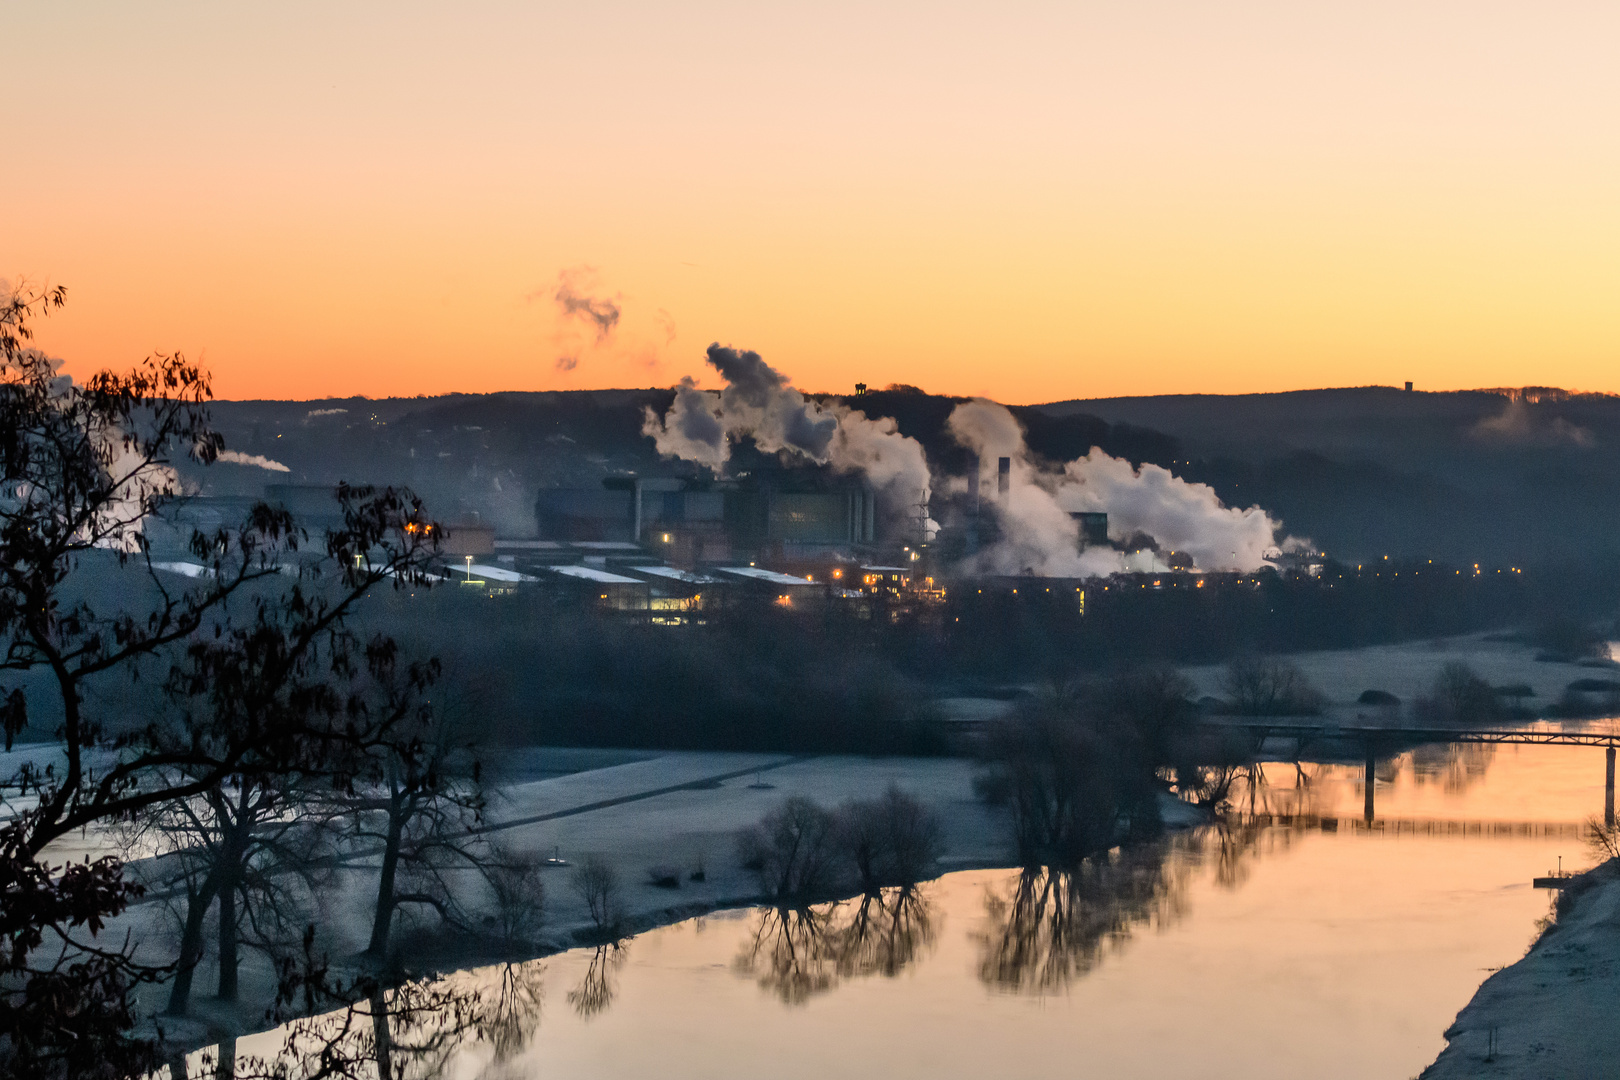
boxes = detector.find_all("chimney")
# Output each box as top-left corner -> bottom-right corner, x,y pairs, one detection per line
1404,381 -> 1413,392
997,457 -> 1011,497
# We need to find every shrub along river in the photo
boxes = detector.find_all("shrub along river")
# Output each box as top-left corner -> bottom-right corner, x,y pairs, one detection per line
209,730 -> 1614,1079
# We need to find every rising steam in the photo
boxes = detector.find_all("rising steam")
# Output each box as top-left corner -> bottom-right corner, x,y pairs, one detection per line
215,450 -> 290,472
645,361 -> 1293,572
642,345 -> 934,529
947,399 -> 1292,574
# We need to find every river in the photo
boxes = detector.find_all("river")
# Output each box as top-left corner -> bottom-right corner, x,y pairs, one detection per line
215,733 -> 1615,1080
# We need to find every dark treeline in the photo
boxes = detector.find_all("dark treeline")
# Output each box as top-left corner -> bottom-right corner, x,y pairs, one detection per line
368,590 -> 941,755
363,558 -> 1585,755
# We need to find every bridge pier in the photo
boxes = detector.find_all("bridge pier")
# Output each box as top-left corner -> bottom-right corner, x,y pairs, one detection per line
1364,753 -> 1376,822
1606,747 -> 1615,829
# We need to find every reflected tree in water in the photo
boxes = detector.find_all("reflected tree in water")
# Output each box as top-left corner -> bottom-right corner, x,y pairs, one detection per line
1410,742 -> 1496,795
831,888 -> 936,980
478,962 -> 546,1069
734,904 -> 837,1004
976,840 -> 1193,994
182,945 -> 542,1080
1198,817 -> 1285,892
567,943 -> 626,1020
734,886 -> 939,1004
186,978 -> 483,1079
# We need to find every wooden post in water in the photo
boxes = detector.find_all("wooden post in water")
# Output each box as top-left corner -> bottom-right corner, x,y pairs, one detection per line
1364,752 -> 1376,823
1606,746 -> 1615,829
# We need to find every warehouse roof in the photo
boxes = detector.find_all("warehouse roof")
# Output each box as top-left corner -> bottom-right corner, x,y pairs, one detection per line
632,565 -> 725,584
466,563 -> 539,583
714,567 -> 814,587
548,565 -> 646,585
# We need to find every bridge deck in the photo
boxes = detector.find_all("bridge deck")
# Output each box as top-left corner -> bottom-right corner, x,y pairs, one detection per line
1201,721 -> 1620,748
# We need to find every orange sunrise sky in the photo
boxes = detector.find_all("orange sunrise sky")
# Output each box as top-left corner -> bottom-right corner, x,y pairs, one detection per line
4,2 -> 1618,403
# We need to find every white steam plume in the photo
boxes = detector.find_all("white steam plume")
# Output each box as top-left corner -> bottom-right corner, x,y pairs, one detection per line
215,450 -> 290,472
947,398 -> 1293,575
642,345 -> 934,530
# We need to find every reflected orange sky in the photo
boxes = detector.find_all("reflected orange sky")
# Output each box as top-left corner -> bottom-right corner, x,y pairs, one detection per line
5,3 -> 1619,402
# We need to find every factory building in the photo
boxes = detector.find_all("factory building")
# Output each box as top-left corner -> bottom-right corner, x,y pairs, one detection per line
535,473 -> 878,565
711,566 -> 819,609
544,564 -> 650,611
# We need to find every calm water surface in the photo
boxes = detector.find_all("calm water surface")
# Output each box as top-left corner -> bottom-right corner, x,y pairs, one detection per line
230,734 -> 1616,1080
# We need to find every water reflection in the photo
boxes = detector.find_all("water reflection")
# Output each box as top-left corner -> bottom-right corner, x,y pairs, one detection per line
175,737 -> 1607,1080
733,887 -> 938,1004
1408,742 -> 1496,794
567,943 -> 626,1019
1202,816 -> 1284,891
482,963 -> 546,1066
1214,742 -> 1505,819
179,967 -> 537,1080
975,837 -> 1194,994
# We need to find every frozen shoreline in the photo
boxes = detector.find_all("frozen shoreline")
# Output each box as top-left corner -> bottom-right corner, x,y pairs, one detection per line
1419,859 -> 1620,1079
143,750 -> 1206,1057
131,751 -> 1019,1053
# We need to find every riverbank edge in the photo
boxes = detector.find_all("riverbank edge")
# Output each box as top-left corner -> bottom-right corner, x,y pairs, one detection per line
1419,856 -> 1620,1079
146,853 -> 1018,1062
151,793 -> 1214,1062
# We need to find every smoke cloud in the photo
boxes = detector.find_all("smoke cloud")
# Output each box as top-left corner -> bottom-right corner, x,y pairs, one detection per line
552,267 -> 621,340
947,399 -> 1291,574
1472,399 -> 1594,447
215,450 -> 290,472
645,376 -> 726,470
645,369 -> 1292,570
642,344 -> 934,529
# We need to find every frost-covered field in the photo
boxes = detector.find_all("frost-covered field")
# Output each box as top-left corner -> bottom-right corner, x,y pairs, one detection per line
1180,632 -> 1617,719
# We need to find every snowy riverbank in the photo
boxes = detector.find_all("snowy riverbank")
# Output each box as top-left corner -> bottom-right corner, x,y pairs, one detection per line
1420,859 -> 1620,1078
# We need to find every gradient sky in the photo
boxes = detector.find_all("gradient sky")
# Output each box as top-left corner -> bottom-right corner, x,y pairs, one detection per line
4,2 -> 1618,403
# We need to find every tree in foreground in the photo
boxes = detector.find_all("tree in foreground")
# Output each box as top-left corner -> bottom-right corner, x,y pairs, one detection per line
0,284 -> 436,1077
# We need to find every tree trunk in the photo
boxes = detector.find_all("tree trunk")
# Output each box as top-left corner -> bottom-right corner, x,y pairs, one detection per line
370,985 -> 393,1079
216,881 -> 239,1001
216,784 -> 254,1001
367,797 -> 407,959
166,865 -> 224,1015
213,1034 -> 237,1080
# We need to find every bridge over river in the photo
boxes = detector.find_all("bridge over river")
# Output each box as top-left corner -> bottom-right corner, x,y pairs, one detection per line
1205,720 -> 1620,824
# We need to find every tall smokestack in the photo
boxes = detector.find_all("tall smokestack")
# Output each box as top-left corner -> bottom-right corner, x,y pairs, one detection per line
997,456 -> 1010,497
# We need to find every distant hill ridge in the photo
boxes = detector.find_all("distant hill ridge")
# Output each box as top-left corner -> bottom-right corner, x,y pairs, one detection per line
190,385 -> 1620,569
